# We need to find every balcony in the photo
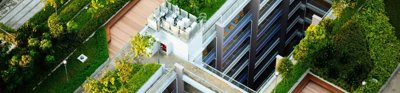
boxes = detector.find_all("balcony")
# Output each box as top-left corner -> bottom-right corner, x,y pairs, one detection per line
223,45 -> 250,74
258,9 -> 282,39
257,24 -> 280,53
223,12 -> 252,45
259,0 -> 282,24
203,48 -> 216,65
223,44 -> 250,71
223,30 -> 250,62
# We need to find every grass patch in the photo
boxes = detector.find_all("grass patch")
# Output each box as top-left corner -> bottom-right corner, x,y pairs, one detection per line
28,28 -> 109,93
274,62 -> 310,92
169,0 -> 226,19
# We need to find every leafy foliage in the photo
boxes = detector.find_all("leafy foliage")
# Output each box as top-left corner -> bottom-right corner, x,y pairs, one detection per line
130,34 -> 155,59
276,57 -> 293,78
0,0 -> 130,92
277,0 -> 400,92
84,63 -> 160,93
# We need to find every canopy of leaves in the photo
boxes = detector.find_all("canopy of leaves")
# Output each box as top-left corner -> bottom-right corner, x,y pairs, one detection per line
291,0 -> 400,92
130,34 -> 155,58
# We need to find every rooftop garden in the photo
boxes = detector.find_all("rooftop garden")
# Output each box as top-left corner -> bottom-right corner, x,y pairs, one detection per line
83,34 -> 159,93
169,0 -> 226,20
274,0 -> 400,92
0,0 -> 131,92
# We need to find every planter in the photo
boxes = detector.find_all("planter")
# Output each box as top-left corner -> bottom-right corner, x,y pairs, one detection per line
137,64 -> 164,93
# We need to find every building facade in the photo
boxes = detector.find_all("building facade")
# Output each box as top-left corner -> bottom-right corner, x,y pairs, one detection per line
200,0 -> 332,90
144,0 -> 332,91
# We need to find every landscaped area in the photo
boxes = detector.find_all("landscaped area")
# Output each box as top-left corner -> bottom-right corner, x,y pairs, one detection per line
169,0 -> 226,19
274,0 -> 400,92
0,0 -> 131,92
83,34 -> 159,93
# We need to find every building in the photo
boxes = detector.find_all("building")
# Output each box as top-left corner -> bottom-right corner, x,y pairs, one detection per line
140,0 -> 333,91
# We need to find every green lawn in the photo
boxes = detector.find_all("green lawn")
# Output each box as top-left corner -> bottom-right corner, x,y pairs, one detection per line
274,62 -> 310,92
384,0 -> 400,38
28,28 -> 109,93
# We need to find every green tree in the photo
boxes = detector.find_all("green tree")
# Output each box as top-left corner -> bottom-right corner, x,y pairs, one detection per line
130,34 -> 155,60
115,58 -> 133,84
28,38 -> 39,47
276,57 -> 293,78
45,55 -> 55,64
40,39 -> 52,50
48,14 -> 64,38
20,55 -> 32,67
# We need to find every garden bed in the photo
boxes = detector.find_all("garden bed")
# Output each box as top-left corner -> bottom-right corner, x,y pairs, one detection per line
1,0 -> 131,92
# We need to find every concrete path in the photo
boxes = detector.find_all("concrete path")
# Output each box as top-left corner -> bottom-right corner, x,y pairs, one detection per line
381,65 -> 400,93
0,0 -> 44,29
143,52 -> 244,93
108,0 -> 164,57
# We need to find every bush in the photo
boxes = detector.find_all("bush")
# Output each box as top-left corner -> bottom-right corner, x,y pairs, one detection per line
280,0 -> 400,92
45,55 -> 55,64
277,57 -> 293,77
66,20 -> 78,33
83,63 -> 160,93
48,14 -> 64,38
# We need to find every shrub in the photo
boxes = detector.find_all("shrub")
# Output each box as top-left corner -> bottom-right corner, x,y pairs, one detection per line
66,20 -> 78,33
48,14 -> 64,38
40,39 -> 52,50
277,57 -> 293,77
45,55 -> 55,64
28,38 -> 39,47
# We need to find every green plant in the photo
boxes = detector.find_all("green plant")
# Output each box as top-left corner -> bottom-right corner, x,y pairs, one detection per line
48,14 -> 64,38
39,39 -> 52,51
276,57 -> 293,77
66,20 -> 78,33
45,55 -> 55,64
130,34 -> 155,59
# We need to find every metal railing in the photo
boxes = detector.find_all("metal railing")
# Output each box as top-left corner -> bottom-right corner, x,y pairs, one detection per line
199,62 -> 256,92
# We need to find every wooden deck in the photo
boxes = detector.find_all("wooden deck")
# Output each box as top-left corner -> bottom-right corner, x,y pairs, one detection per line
293,73 -> 346,93
107,0 -> 164,57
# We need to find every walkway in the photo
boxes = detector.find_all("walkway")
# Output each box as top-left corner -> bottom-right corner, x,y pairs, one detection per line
381,65 -> 400,93
107,0 -> 163,57
0,0 -> 44,29
143,52 -> 244,93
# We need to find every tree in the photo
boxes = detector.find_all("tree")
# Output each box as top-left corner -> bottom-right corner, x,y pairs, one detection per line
43,0 -> 62,14
130,34 -> 155,60
40,39 -> 52,50
45,55 -> 55,64
20,55 -> 32,67
48,14 -> 64,38
276,57 -> 293,78
66,20 -> 78,33
9,56 -> 20,66
115,58 -> 133,84
28,38 -> 39,47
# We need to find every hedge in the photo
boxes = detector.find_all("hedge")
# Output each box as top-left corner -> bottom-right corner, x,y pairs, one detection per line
275,0 -> 400,92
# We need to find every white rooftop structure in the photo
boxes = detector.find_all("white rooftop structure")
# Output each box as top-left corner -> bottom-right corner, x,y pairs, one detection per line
144,2 -> 203,62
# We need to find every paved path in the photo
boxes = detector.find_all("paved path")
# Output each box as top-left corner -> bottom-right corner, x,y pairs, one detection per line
381,65 -> 400,93
143,52 -> 244,93
108,0 -> 163,57
0,0 -> 44,29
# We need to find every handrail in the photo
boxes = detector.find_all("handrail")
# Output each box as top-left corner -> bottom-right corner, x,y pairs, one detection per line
199,62 -> 256,92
